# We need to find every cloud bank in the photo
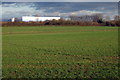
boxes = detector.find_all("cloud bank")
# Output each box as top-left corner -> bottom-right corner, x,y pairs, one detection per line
1,2 -> 118,20
2,0 -> 120,2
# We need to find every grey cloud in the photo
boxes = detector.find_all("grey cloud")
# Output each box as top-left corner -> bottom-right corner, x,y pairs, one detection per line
1,2 -> 118,20
2,0 -> 120,2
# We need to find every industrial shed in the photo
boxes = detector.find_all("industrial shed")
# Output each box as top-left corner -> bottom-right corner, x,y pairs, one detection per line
22,16 -> 61,22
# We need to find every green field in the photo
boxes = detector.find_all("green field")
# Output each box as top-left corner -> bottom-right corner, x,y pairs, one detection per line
2,26 -> 119,78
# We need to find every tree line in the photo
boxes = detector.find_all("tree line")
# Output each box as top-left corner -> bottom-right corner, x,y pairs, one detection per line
2,19 -> 120,27
2,14 -> 120,27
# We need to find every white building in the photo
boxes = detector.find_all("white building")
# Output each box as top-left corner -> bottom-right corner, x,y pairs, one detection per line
22,16 -> 61,22
11,18 -> 15,22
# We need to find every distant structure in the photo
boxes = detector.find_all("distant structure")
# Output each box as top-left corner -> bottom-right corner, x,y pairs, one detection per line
22,16 -> 61,22
11,18 -> 15,22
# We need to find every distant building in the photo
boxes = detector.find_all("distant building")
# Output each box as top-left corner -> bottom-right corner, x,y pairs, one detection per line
11,18 -> 20,22
22,16 -> 61,22
11,18 -> 15,22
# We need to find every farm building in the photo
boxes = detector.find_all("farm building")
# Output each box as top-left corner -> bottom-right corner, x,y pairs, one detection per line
11,18 -> 19,22
11,18 -> 15,22
22,16 -> 61,22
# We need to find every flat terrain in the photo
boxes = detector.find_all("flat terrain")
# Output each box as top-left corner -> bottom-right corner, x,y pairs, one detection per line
2,26 -> 119,78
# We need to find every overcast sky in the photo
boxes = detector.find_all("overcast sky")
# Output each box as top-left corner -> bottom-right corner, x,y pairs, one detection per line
1,0 -> 120,2
1,2 -> 118,20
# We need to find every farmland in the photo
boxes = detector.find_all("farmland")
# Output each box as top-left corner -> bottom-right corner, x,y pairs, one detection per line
2,26 -> 119,78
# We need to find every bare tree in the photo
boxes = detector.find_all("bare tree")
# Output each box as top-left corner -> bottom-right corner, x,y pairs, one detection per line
104,16 -> 110,21
92,13 -> 104,23
114,15 -> 120,21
